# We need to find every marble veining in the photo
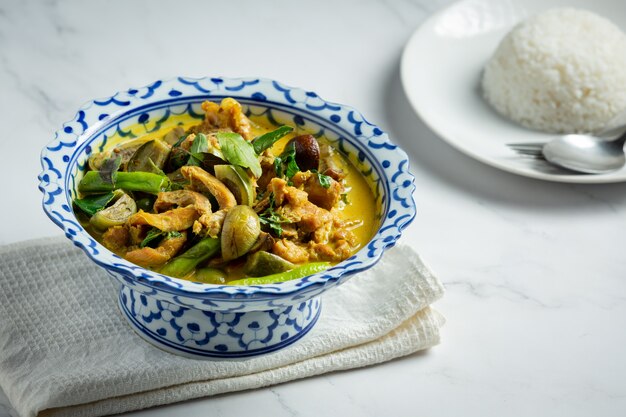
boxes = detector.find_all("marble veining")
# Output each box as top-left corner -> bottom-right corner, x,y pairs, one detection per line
2,0 -> 626,416
269,388 -> 299,417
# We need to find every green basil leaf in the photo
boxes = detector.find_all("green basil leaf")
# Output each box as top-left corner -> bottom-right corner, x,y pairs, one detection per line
259,216 -> 283,237
186,153 -> 203,167
197,152 -> 227,172
73,192 -> 115,216
279,141 -> 295,159
285,159 -> 299,179
311,169 -> 332,189
140,229 -> 184,248
140,228 -> 165,248
99,156 -> 122,185
189,133 -> 208,154
217,132 -> 262,177
258,193 -> 289,237
186,133 -> 209,166
251,125 -> 294,155
280,142 -> 300,179
273,156 -> 283,177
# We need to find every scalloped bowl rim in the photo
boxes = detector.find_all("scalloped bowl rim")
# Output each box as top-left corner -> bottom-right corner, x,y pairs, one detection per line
39,76 -> 416,300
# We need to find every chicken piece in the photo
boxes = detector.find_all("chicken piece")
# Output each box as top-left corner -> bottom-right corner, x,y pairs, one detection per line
291,171 -> 342,210
268,177 -> 311,207
293,202 -> 333,234
181,166 -> 237,210
308,215 -> 358,261
196,99 -> 253,140
125,232 -> 187,268
268,177 -> 292,206
192,209 -> 228,238
128,225 -> 148,246
272,239 -> 310,264
307,239 -> 354,262
267,178 -> 333,234
279,223 -> 299,239
178,130 -> 222,150
333,238 -> 355,259
128,207 -> 199,232
265,177 -> 358,263
322,167 -> 345,182
256,153 -> 277,191
178,132 -> 196,151
154,190 -> 212,215
311,219 -> 333,244
332,221 -> 358,246
307,241 -> 337,261
102,226 -> 130,253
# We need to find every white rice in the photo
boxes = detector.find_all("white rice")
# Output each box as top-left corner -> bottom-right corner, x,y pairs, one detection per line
481,8 -> 626,133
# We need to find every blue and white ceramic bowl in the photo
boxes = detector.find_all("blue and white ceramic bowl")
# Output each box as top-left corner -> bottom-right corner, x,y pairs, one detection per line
39,77 -> 416,359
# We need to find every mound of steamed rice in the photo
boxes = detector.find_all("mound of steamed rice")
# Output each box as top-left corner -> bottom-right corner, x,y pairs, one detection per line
482,8 -> 626,133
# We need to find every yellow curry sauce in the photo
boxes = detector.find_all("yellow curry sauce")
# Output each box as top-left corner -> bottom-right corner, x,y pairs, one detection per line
76,100 -> 377,284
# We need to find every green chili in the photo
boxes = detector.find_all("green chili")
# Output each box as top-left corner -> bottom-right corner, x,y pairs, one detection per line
78,171 -> 170,194
228,262 -> 330,286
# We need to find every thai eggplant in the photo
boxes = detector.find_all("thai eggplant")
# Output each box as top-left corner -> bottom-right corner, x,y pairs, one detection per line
127,139 -> 170,173
220,205 -> 260,261
89,191 -> 137,230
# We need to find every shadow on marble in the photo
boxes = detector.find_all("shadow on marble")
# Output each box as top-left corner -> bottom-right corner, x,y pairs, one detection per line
382,60 -> 626,212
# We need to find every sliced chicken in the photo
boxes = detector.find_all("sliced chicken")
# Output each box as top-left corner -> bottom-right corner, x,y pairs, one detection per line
102,226 -> 130,253
201,98 -> 253,140
193,209 -> 228,238
128,207 -> 199,232
267,178 -> 333,234
181,165 -> 237,209
125,232 -> 187,268
154,190 -> 212,215
272,239 -> 310,264
291,171 -> 343,210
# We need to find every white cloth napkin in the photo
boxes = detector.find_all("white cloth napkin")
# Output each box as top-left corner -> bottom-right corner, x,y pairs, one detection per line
0,237 -> 444,417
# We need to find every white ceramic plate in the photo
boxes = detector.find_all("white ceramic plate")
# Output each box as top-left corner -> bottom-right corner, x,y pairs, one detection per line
401,0 -> 626,183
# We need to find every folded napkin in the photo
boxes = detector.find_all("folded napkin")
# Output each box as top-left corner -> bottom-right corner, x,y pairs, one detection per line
0,237 -> 444,417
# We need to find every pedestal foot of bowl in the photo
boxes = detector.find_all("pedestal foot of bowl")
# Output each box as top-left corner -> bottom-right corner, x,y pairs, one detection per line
118,285 -> 322,359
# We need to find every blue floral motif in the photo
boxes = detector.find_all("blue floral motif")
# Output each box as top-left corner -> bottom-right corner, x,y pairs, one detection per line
177,77 -> 213,93
40,76 -> 416,358
93,94 -> 131,107
390,160 -> 416,209
120,286 -> 321,358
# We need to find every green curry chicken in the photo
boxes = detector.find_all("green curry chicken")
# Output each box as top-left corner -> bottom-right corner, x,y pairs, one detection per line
74,98 -> 373,285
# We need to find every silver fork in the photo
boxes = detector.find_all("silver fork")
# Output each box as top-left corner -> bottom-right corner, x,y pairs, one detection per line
506,142 -> 580,174
507,142 -> 545,160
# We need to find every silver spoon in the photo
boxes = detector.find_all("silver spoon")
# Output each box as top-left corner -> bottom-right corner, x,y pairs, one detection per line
542,114 -> 626,174
542,133 -> 626,174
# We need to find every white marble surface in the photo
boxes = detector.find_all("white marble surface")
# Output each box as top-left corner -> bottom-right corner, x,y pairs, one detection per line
1,0 -> 626,416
